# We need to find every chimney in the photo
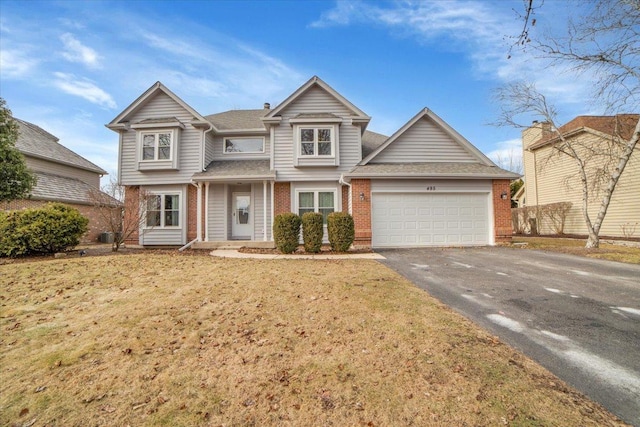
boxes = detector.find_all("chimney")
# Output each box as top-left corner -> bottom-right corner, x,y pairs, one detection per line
263,102 -> 270,109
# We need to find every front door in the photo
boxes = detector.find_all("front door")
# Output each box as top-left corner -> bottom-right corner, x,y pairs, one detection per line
232,192 -> 252,239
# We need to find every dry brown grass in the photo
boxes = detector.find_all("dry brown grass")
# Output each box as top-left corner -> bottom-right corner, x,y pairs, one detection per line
0,253 -> 628,426
512,236 -> 640,264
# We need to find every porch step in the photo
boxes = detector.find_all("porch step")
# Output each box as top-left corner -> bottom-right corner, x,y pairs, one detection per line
192,240 -> 276,250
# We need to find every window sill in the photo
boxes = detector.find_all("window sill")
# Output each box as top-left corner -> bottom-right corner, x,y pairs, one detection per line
295,157 -> 339,167
138,161 -> 178,171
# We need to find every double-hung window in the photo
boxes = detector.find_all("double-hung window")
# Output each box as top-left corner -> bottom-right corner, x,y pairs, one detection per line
300,127 -> 333,157
141,131 -> 173,161
146,194 -> 180,228
298,191 -> 335,224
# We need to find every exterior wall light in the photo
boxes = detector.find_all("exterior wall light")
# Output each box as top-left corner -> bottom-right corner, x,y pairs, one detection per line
359,192 -> 365,201
501,191 -> 508,200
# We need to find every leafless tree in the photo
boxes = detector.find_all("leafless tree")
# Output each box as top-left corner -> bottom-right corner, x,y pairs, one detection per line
89,177 -> 153,251
497,0 -> 640,248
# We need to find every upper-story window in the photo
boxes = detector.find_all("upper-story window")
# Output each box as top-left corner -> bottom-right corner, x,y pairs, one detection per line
224,137 -> 264,154
300,127 -> 333,157
141,131 -> 173,161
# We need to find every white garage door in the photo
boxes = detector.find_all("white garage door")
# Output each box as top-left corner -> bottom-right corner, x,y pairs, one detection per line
372,193 -> 489,247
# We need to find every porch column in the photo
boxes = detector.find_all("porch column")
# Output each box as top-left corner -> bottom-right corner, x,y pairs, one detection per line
196,182 -> 203,241
204,182 -> 210,241
263,180 -> 268,241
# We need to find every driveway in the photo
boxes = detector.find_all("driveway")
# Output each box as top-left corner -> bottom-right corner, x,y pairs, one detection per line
378,247 -> 640,426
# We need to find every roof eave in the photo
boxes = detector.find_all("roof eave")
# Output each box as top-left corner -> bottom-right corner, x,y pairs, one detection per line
344,172 -> 521,180
192,173 -> 276,182
23,152 -> 107,175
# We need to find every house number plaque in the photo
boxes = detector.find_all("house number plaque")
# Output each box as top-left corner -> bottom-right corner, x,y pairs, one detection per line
425,186 -> 436,191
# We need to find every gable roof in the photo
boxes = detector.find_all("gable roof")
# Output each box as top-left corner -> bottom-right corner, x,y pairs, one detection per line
263,76 -> 370,124
361,130 -> 388,158
205,109 -> 270,131
529,114 -> 639,150
106,81 -> 210,130
15,118 -> 107,174
361,108 -> 494,166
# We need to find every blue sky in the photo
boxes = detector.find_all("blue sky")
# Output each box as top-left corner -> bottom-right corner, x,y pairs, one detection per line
1,0 -> 599,182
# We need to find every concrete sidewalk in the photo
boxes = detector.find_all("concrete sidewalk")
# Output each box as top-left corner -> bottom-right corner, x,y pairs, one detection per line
210,249 -> 385,260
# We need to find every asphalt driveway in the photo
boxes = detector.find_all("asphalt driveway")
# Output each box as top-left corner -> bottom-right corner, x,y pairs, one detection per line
378,247 -> 640,426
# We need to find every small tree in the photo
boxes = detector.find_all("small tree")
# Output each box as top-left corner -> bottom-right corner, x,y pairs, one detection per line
89,178 -> 151,251
301,212 -> 323,253
0,98 -> 36,202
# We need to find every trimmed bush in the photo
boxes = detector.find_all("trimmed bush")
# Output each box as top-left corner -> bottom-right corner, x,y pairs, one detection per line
327,212 -> 354,252
0,203 -> 88,257
273,212 -> 301,254
301,212 -> 323,253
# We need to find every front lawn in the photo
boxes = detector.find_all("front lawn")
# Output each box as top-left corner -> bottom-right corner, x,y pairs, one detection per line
512,236 -> 640,264
0,253 -> 627,426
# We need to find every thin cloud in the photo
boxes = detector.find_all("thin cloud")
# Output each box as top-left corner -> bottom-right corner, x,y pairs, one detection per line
52,72 -> 116,109
487,138 -> 523,174
60,33 -> 102,69
0,49 -> 38,78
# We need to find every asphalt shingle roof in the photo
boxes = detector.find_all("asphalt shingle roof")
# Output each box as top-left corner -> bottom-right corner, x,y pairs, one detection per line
205,109 -> 269,131
348,162 -> 520,179
193,160 -> 274,180
14,118 -> 107,174
361,130 -> 388,158
28,172 -> 119,206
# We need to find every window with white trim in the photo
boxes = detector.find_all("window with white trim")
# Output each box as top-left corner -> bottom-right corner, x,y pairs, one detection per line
224,137 -> 264,154
141,131 -> 174,161
299,127 -> 334,157
298,190 -> 335,224
146,194 -> 180,228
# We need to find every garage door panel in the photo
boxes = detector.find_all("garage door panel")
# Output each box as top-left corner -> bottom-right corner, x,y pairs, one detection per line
372,192 -> 489,247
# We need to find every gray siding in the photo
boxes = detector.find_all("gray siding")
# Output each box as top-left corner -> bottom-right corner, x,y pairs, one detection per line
252,182 -> 272,240
120,92 -> 204,185
280,85 -> 354,116
204,132 -> 216,168
207,183 -> 226,241
273,122 -> 362,181
372,117 -> 478,163
25,156 -> 100,187
273,85 -> 363,181
140,184 -> 187,246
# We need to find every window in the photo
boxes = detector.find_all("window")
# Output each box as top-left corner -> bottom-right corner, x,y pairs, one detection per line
141,131 -> 173,161
146,194 -> 180,227
224,138 -> 264,154
298,191 -> 335,224
299,127 -> 333,157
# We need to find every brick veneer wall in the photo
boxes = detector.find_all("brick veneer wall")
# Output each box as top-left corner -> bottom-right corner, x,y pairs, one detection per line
350,179 -> 372,247
341,186 -> 349,213
274,182 -> 291,216
187,184 -> 197,242
123,186 -> 140,245
492,179 -> 513,243
1,199 -> 118,244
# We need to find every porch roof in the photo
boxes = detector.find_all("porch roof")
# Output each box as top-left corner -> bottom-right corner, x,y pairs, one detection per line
192,159 -> 275,182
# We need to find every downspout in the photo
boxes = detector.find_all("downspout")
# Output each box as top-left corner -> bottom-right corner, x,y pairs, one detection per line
339,173 -> 352,215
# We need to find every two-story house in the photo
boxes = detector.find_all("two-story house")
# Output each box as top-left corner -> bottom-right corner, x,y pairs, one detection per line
107,76 -> 517,248
3,118 -> 119,243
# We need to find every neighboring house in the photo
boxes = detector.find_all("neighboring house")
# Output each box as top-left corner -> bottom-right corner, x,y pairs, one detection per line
107,76 -> 517,248
521,115 -> 640,238
2,118 -> 119,243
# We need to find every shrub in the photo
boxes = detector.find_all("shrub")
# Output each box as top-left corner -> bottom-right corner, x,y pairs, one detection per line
0,203 -> 88,257
301,212 -> 323,253
273,212 -> 301,254
327,212 -> 354,252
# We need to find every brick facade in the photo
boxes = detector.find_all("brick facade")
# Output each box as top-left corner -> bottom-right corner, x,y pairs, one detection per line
274,182 -> 291,216
350,179 -> 372,247
341,185 -> 349,213
123,186 -> 140,245
492,179 -> 513,243
2,199 -> 119,244
187,184 -> 197,242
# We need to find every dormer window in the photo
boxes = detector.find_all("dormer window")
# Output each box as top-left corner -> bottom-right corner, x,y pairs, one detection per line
142,131 -> 173,161
292,122 -> 340,167
300,128 -> 333,156
132,118 -> 184,171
